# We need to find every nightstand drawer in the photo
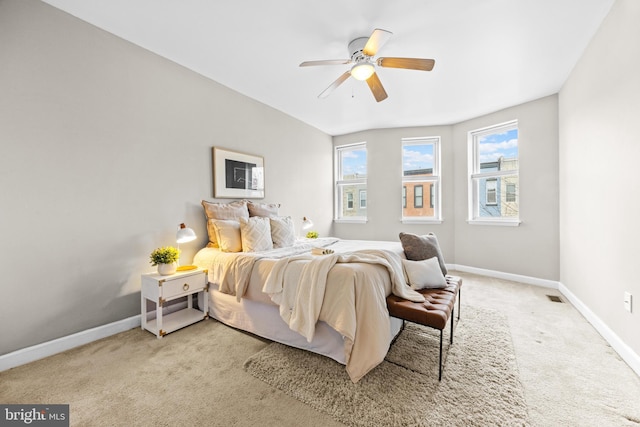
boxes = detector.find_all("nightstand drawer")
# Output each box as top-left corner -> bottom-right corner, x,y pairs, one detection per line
161,272 -> 206,299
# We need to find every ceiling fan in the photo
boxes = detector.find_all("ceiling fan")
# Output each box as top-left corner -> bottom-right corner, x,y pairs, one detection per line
299,28 -> 435,102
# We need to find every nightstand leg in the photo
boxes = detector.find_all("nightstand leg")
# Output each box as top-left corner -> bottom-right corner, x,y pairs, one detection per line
156,299 -> 163,339
141,297 -> 146,331
204,287 -> 209,318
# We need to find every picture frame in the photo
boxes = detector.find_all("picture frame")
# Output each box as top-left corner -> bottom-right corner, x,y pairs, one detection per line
212,147 -> 264,199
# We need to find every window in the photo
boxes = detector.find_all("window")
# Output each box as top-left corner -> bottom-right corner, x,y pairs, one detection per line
402,186 -> 407,208
359,190 -> 367,209
429,183 -> 434,209
468,120 -> 519,225
414,185 -> 424,208
486,179 -> 497,205
335,142 -> 367,221
347,193 -> 354,210
506,183 -> 516,202
402,137 -> 441,222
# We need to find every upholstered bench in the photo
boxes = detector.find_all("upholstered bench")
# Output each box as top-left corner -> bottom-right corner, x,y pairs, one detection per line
386,276 -> 462,380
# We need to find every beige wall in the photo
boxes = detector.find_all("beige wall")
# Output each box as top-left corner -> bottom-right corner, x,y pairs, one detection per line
0,0 -> 333,355
333,126 -> 455,262
333,96 -> 560,281
559,0 -> 640,356
453,95 -> 560,280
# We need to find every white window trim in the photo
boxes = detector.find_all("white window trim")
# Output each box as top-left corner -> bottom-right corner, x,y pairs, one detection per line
401,136 -> 442,222
401,218 -> 444,225
467,120 -> 520,226
467,218 -> 521,227
334,218 -> 368,224
334,142 -> 367,221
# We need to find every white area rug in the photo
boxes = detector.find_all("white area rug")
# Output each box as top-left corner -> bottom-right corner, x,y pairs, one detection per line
244,305 -> 530,426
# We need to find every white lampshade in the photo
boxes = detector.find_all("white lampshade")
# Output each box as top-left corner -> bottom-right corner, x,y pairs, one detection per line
350,62 -> 375,81
302,217 -> 314,230
176,223 -> 197,244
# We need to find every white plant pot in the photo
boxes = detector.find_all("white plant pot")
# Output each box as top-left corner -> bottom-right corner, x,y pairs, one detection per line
157,262 -> 177,276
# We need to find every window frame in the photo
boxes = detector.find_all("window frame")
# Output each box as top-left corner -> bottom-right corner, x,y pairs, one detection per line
467,120 -> 521,226
335,142 -> 367,223
401,136 -> 442,224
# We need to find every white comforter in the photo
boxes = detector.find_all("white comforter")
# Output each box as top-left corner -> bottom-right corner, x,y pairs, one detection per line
194,239 -> 424,382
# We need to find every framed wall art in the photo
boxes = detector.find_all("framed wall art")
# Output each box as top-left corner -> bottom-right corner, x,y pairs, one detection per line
212,147 -> 264,199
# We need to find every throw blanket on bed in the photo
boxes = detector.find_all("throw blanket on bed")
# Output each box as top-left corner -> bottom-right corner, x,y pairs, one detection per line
200,238 -> 339,300
262,249 -> 425,382
263,250 -> 424,341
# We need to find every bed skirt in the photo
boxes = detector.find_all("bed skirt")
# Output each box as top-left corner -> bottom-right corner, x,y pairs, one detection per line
200,284 -> 403,365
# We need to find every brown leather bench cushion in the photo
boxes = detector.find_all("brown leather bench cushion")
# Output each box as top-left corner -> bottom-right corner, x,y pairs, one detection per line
386,280 -> 461,330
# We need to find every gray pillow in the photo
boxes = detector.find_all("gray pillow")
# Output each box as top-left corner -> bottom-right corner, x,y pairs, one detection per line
399,232 -> 448,276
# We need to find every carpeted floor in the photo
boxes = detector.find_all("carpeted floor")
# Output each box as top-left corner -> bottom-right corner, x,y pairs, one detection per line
1,271 -> 639,426
244,306 -> 530,426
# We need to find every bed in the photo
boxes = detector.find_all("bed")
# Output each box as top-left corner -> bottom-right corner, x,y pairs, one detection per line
194,199 -> 446,382
193,238 -> 429,382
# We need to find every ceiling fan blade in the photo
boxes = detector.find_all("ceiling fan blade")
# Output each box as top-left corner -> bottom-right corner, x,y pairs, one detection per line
377,57 -> 435,71
318,71 -> 352,98
300,59 -> 350,67
363,28 -> 393,57
366,72 -> 388,102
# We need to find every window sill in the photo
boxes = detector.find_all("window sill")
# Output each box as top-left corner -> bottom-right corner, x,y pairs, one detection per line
467,219 -> 521,227
401,218 -> 443,225
334,218 -> 368,224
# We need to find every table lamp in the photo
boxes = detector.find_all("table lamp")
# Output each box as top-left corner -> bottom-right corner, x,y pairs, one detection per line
176,223 -> 197,271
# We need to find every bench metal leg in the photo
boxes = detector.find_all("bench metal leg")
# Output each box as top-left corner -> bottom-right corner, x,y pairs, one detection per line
438,329 -> 443,381
450,307 -> 454,344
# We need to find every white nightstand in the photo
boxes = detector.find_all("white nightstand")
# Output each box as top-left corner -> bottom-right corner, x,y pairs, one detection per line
141,268 -> 209,338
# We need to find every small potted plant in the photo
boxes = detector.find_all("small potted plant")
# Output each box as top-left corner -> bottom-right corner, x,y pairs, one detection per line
306,231 -> 319,239
150,246 -> 180,275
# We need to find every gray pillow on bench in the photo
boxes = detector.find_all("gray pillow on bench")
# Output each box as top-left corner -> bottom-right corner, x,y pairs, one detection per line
399,232 -> 448,276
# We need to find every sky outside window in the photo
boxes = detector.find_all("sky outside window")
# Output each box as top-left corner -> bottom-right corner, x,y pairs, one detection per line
341,148 -> 367,176
403,144 -> 434,172
478,128 -> 518,164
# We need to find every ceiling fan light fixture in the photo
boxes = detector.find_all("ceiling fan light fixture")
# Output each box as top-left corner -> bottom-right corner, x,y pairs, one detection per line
350,62 -> 375,81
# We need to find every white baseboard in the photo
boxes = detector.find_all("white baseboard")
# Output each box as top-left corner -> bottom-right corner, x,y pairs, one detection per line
0,300 -> 194,372
449,264 -> 560,289
3,270 -> 638,380
0,315 -> 141,372
449,263 -> 639,378
559,282 -> 640,378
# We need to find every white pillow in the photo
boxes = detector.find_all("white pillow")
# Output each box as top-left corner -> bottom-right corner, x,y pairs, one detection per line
270,216 -> 296,248
239,217 -> 273,252
402,257 -> 447,290
212,220 -> 242,252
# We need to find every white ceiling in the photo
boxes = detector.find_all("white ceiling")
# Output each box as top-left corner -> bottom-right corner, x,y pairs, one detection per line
42,0 -> 614,136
